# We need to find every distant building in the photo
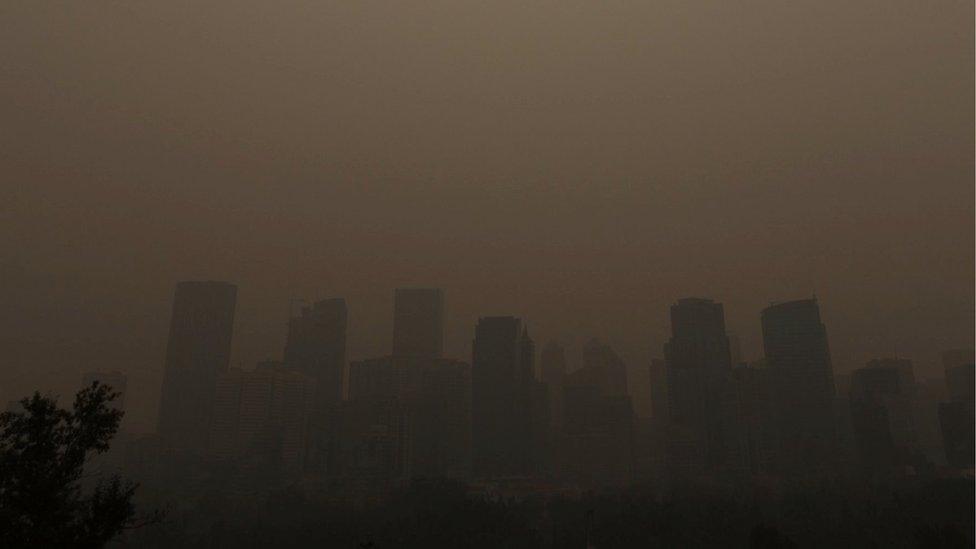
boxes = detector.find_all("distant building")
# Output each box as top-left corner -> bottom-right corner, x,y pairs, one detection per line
939,401 -> 974,469
939,349 -> 974,469
726,363 -> 777,475
664,298 -> 733,475
562,339 -> 634,487
284,298 -> 347,474
540,342 -> 567,432
849,359 -> 920,474
209,364 -> 314,480
284,298 -> 347,407
345,355 -> 472,481
942,349 -> 975,403
472,316 -> 535,478
393,288 -> 445,359
761,298 -> 838,478
157,281 -> 237,453
649,358 -> 668,422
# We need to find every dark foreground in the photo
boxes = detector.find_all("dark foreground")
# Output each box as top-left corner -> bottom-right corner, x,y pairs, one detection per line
120,477 -> 973,548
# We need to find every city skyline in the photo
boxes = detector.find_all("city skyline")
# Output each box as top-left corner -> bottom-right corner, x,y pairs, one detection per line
1,1 -> 972,545
3,280 -> 971,436
2,1 -> 972,440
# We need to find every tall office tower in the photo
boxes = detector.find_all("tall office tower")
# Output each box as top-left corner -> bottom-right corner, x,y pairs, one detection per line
540,341 -> 567,431
562,340 -> 635,487
209,364 -> 315,480
345,355 -> 473,482
540,341 -> 567,387
939,349 -> 975,468
761,298 -> 837,477
581,338 -> 628,396
284,298 -> 347,474
649,358 -> 669,421
850,360 -> 920,473
942,349 -> 975,402
472,316 -> 534,478
157,281 -> 237,453
664,298 -> 733,474
403,358 -> 472,480
393,288 -> 444,359
284,298 -> 348,407
727,363 -> 778,475
82,370 -> 128,412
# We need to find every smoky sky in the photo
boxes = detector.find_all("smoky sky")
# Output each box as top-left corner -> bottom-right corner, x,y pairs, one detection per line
1,1 -> 973,432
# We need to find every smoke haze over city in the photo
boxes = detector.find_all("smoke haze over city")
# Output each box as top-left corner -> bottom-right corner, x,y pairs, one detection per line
0,1 -> 973,547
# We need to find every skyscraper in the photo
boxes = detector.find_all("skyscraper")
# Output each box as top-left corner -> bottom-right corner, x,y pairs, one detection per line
157,281 -> 237,453
664,298 -> 733,473
761,298 -> 837,477
939,349 -> 974,469
562,339 -> 635,486
850,360 -> 920,473
284,298 -> 347,474
472,316 -> 534,478
209,364 -> 315,480
284,298 -> 348,408
649,358 -> 668,421
942,349 -> 975,403
540,341 -> 567,432
393,288 -> 444,359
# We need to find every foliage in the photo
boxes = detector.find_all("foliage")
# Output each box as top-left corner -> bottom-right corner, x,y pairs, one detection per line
0,382 -> 147,548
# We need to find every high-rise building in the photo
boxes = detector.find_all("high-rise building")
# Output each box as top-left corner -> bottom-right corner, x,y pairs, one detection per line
284,298 -> 348,407
942,349 -> 975,403
939,400 -> 974,469
850,360 -> 921,473
393,288 -> 444,359
472,316 -> 534,478
761,298 -> 837,477
345,355 -> 472,482
649,358 -> 668,421
284,298 -> 348,474
209,364 -> 314,480
664,298 -> 733,474
939,349 -> 974,469
540,342 -> 567,432
157,281 -> 237,453
562,339 -> 634,487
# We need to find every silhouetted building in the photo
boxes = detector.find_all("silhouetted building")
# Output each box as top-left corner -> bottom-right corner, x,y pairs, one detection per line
346,355 -> 472,482
540,342 -> 567,433
649,358 -> 668,421
938,349 -> 974,469
402,357 -> 472,480
562,339 -> 634,486
472,317 -> 535,478
850,359 -> 921,474
910,377 -> 948,466
392,288 -> 445,359
285,298 -> 347,407
761,298 -> 838,478
727,363 -> 777,474
335,394 -> 405,494
157,280 -> 237,453
664,298 -> 733,475
942,349 -> 975,403
210,364 -> 314,480
284,298 -> 347,473
939,401 -> 974,469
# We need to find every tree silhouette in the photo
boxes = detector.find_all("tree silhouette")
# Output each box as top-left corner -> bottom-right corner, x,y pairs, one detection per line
0,382 -> 149,547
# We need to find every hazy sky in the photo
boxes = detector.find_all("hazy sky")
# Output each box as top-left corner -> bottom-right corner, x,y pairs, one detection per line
2,1 -> 973,431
